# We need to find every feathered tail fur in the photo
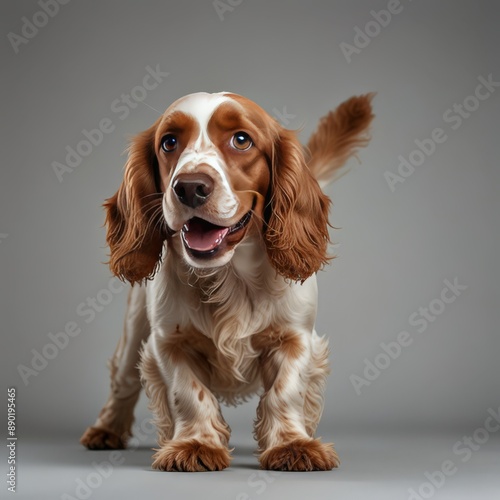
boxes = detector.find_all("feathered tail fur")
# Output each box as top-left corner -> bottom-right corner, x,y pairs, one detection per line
306,93 -> 375,188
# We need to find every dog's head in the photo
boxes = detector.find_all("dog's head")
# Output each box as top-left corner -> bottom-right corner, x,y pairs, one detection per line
105,92 -> 331,284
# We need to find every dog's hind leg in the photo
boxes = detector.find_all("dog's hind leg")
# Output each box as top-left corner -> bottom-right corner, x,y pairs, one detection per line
80,285 -> 150,449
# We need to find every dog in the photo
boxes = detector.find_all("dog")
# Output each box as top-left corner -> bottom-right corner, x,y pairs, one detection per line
80,91 -> 374,471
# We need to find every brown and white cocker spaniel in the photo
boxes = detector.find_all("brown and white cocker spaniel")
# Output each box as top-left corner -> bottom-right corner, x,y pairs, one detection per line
80,92 -> 374,471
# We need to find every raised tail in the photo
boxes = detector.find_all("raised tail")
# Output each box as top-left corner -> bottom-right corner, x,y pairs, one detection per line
306,93 -> 375,189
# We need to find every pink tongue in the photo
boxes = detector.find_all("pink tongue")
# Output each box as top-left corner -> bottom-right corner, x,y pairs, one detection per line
183,219 -> 229,251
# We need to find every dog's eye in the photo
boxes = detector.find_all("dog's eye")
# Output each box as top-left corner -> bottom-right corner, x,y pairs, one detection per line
161,134 -> 178,152
231,132 -> 252,151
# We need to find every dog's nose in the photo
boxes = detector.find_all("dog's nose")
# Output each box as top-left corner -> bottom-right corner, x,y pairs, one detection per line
172,173 -> 214,208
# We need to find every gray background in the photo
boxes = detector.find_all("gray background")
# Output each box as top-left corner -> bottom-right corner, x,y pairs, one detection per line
1,1 -> 499,499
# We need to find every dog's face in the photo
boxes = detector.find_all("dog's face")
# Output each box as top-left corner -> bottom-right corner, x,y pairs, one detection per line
156,93 -> 272,268
105,92 -> 331,283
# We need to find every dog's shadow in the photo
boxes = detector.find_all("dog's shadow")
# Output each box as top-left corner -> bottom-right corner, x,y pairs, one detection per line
53,439 -> 260,471
228,443 -> 260,469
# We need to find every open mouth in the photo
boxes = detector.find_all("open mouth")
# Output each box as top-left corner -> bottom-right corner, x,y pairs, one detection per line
181,210 -> 252,258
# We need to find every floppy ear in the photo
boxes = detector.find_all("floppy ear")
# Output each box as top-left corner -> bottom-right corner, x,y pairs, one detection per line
265,129 -> 331,283
104,121 -> 166,284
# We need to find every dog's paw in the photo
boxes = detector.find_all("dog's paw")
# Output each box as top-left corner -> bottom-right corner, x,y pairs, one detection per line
80,426 -> 126,450
152,439 -> 231,472
259,438 -> 339,471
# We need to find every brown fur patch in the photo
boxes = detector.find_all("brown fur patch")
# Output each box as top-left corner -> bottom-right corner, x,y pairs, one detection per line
252,330 -> 304,392
252,330 -> 304,359
156,328 -> 213,385
259,438 -> 339,471
274,378 -> 285,395
152,440 -> 232,472
198,390 -> 205,401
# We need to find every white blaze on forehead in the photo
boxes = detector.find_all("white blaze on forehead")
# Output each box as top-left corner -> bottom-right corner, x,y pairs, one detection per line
170,92 -> 232,150
168,92 -> 239,219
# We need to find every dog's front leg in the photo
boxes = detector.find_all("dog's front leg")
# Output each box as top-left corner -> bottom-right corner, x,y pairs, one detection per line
140,329 -> 232,472
253,330 -> 339,471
